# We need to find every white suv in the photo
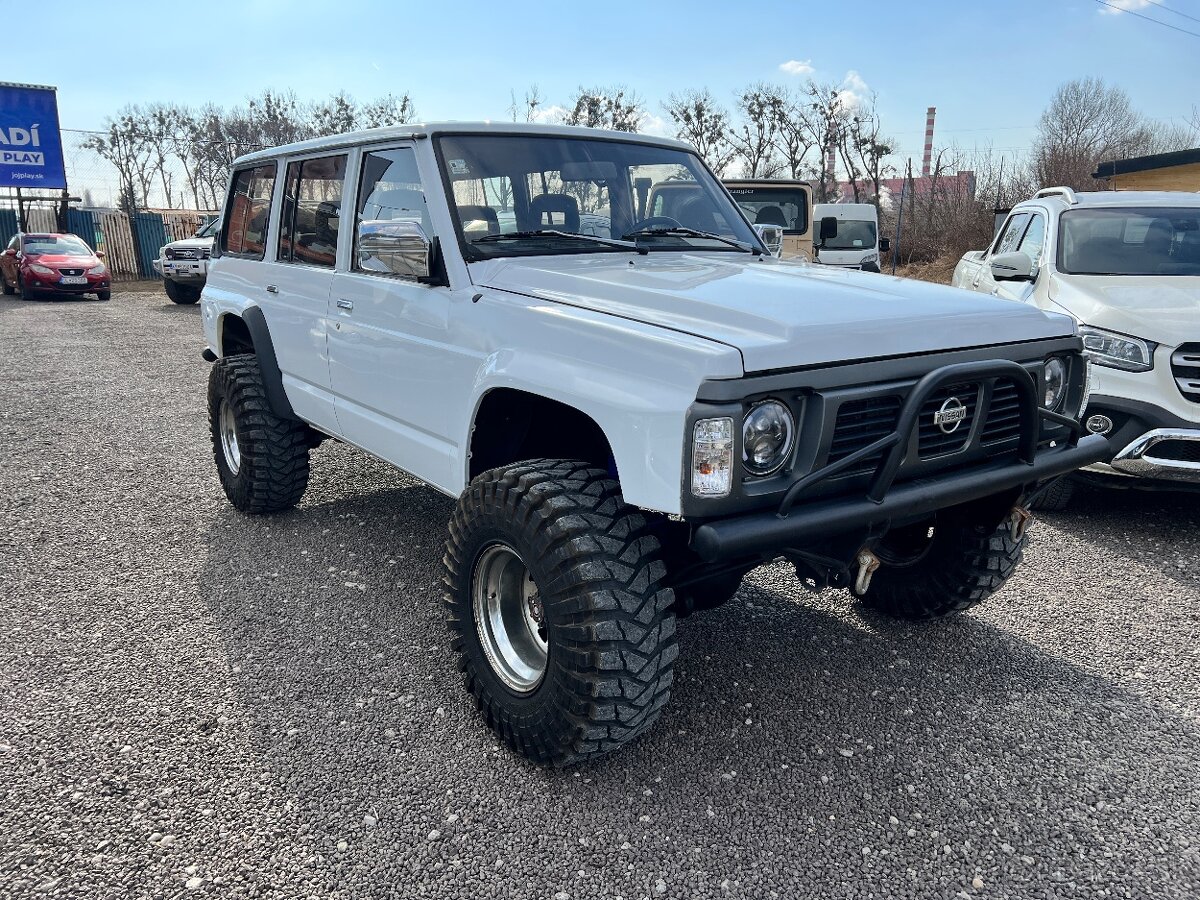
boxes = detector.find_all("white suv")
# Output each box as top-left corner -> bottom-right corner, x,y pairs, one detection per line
201,123 -> 1105,765
157,217 -> 219,304
953,188 -> 1200,508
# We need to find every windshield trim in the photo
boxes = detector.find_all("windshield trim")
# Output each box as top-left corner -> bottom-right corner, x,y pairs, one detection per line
1056,206 -> 1200,277
433,132 -> 768,263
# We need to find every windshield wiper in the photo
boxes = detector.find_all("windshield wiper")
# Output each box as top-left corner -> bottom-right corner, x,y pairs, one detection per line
471,230 -> 646,254
622,227 -> 759,255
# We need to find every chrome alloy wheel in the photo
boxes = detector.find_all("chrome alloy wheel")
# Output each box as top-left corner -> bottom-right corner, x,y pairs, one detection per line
472,542 -> 548,693
219,401 -> 242,475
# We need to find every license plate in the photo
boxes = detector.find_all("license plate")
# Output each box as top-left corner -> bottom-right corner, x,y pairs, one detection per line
59,276 -> 87,285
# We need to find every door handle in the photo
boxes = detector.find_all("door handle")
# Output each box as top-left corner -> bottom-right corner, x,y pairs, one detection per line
336,299 -> 354,311
266,284 -> 278,294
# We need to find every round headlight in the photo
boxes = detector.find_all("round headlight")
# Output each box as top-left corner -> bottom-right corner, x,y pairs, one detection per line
742,400 -> 795,476
1043,357 -> 1067,409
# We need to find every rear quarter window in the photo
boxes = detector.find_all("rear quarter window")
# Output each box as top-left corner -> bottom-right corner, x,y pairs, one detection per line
221,163 -> 277,259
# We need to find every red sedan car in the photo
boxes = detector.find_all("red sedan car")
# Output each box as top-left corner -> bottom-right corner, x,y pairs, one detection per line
1,232 -> 111,301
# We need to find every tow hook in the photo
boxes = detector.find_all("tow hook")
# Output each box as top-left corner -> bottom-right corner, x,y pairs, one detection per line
853,549 -> 881,596
1008,506 -> 1033,541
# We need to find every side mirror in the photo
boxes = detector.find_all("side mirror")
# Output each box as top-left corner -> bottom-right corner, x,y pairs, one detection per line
879,237 -> 891,253
753,223 -> 783,257
95,250 -> 105,259
357,219 -> 432,279
990,250 -> 1036,283
819,216 -> 838,242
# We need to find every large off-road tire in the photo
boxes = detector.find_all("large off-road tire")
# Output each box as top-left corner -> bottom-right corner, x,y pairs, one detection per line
1028,476 -> 1075,512
165,279 -> 199,304
207,355 -> 310,514
854,516 -> 1026,620
444,459 -> 678,766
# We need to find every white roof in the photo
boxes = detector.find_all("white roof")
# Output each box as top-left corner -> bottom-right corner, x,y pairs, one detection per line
232,121 -> 695,168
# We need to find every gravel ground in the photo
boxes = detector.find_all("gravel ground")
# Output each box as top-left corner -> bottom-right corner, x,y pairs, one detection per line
1,289 -> 1198,900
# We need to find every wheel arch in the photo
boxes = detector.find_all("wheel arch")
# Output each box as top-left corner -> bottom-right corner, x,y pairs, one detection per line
467,387 -> 616,483
217,306 -> 298,421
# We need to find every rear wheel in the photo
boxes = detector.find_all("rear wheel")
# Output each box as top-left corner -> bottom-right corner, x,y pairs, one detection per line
165,279 -> 199,304
444,459 -> 677,765
853,513 -> 1025,620
207,355 -> 311,514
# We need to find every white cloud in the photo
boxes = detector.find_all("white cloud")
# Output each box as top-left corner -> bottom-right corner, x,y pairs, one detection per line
837,70 -> 870,110
1098,0 -> 1152,13
529,105 -> 567,125
778,59 -> 815,76
639,112 -> 671,137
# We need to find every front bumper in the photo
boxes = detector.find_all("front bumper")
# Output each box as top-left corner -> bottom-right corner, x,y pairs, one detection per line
692,435 -> 1108,561
162,259 -> 207,281
1108,428 -> 1200,483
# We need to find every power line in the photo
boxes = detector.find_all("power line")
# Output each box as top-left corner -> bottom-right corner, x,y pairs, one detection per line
1142,0 -> 1200,26
1093,0 -> 1200,37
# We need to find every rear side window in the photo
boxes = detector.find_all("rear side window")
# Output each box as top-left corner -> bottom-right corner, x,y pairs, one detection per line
221,164 -> 277,259
278,154 -> 347,268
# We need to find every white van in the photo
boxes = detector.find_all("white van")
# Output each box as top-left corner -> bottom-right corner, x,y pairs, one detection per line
814,202 -> 886,271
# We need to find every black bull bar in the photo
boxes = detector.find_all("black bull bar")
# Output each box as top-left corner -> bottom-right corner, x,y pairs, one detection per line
691,359 -> 1110,563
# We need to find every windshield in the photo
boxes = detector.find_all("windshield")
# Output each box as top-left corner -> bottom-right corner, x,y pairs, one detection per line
435,133 -> 761,259
1058,207 -> 1200,276
22,234 -> 93,257
196,217 -> 220,239
725,186 -> 809,234
822,220 -> 877,251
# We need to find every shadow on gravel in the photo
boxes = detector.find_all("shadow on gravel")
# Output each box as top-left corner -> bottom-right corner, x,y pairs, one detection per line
195,453 -> 1200,893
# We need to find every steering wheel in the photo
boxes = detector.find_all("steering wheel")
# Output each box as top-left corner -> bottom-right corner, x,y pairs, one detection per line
629,216 -> 681,232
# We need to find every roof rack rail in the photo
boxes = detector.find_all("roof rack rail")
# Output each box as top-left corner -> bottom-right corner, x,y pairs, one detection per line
1034,186 -> 1078,205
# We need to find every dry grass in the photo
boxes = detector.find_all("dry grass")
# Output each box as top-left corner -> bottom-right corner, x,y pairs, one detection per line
893,254 -> 960,285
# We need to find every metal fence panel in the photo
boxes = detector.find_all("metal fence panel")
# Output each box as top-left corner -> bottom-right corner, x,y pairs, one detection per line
131,212 -> 168,278
0,209 -> 15,247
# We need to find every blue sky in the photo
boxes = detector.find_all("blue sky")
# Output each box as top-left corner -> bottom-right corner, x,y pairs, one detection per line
8,0 -> 1198,163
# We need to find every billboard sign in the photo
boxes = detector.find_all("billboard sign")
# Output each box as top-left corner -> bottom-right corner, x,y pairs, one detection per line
0,82 -> 66,190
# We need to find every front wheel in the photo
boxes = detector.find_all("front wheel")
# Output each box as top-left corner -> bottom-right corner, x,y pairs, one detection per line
853,514 -> 1026,620
207,355 -> 311,514
1,274 -> 13,295
96,290 -> 111,302
19,276 -> 36,301
443,459 -> 677,766
165,279 -> 199,304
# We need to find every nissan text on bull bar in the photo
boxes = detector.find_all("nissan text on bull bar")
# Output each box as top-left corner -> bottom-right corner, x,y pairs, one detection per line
199,123 -> 1108,765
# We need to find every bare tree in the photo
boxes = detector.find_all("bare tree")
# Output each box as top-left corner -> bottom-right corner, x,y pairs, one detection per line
358,93 -> 416,128
246,89 -> 310,146
663,89 -> 736,175
769,88 -> 820,180
1033,77 -> 1157,189
842,95 -> 894,206
508,85 -> 543,123
564,86 -> 643,132
310,92 -> 357,137
81,108 -> 156,212
804,83 -> 850,202
141,103 -> 180,208
727,85 -> 782,178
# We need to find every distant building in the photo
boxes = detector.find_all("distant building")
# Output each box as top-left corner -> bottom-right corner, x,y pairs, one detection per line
1093,147 -> 1200,192
834,170 -> 977,210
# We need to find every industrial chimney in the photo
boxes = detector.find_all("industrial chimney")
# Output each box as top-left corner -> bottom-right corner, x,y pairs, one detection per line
922,107 -> 936,177
826,143 -> 837,186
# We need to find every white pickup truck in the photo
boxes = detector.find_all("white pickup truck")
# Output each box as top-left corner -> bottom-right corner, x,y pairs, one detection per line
952,187 -> 1200,508
200,124 -> 1105,765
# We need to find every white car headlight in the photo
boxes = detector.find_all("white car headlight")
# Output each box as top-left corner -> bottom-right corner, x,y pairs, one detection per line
692,418 -> 733,497
29,263 -> 54,275
742,400 -> 796,476
87,264 -> 106,275
1078,326 -> 1155,372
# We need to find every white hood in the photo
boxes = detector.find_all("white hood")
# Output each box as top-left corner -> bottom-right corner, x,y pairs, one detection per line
473,253 -> 1075,374
1049,274 -> 1200,346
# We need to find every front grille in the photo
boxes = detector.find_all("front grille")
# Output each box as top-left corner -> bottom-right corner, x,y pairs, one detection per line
58,267 -> 83,276
202,247 -> 211,259
828,395 -> 902,476
981,379 -> 1022,447
1172,344 -> 1200,403
1150,439 -> 1200,464
173,248 -> 199,260
917,382 -> 978,457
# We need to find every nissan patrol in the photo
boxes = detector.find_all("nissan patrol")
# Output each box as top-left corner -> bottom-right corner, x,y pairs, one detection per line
200,123 -> 1107,765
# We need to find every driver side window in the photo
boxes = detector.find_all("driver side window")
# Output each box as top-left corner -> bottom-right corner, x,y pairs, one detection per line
992,212 -> 1030,256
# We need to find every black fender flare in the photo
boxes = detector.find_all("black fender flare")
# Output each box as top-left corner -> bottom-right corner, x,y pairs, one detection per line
237,306 -> 299,421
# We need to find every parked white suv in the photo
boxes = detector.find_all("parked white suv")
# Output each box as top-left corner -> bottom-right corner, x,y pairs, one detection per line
952,187 -> 1200,508
158,217 -> 219,305
200,124 -> 1105,765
